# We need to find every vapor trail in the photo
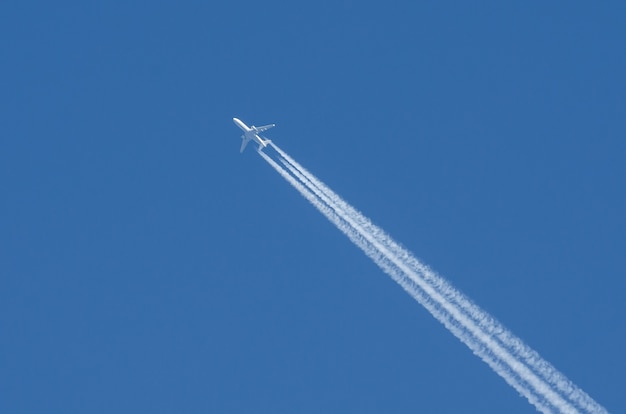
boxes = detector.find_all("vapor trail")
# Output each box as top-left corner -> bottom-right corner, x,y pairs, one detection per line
273,154 -> 567,413
262,144 -> 606,414
270,143 -> 605,414
259,151 -> 556,413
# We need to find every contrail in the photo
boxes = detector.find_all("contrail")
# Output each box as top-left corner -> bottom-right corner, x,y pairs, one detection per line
260,151 -> 556,412
258,144 -> 606,414
271,153 -> 565,413
270,144 -> 605,414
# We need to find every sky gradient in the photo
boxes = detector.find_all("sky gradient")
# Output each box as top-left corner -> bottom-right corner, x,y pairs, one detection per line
2,2 -> 625,413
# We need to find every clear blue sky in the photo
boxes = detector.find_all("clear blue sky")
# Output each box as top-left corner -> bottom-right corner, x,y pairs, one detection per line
2,2 -> 624,413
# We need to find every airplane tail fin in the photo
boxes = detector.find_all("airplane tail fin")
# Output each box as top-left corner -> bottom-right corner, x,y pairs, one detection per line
256,139 -> 272,152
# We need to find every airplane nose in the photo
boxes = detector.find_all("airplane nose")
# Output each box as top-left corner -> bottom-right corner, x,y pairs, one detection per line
233,117 -> 246,130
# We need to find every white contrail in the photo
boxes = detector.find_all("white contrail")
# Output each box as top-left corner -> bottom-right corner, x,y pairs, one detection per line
259,151 -> 556,413
272,154 -> 567,413
262,143 -> 606,414
272,145 -> 606,414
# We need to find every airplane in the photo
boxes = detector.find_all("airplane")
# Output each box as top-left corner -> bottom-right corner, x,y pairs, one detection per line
232,117 -> 275,153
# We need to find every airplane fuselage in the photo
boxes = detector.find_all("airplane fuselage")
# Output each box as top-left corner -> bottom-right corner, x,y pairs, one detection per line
233,117 -> 274,152
233,117 -> 251,133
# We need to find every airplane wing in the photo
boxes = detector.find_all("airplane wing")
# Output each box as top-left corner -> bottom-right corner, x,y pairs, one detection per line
240,136 -> 250,153
254,124 -> 275,133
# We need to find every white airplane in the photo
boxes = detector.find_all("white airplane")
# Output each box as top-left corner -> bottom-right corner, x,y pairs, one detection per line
232,117 -> 275,153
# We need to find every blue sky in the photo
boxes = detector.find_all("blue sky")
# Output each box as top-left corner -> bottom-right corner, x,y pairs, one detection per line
2,1 -> 624,412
